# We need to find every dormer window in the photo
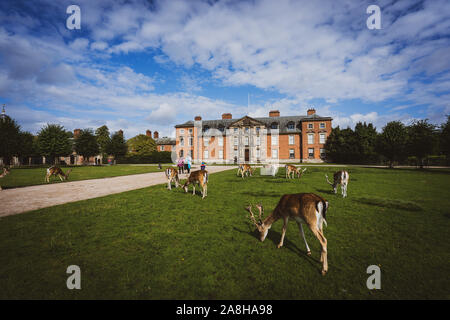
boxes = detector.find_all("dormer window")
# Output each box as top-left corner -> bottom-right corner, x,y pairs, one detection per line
203,125 -> 210,132
320,122 -> 325,129
271,122 -> 278,129
287,122 -> 295,130
308,123 -> 313,129
218,125 -> 225,132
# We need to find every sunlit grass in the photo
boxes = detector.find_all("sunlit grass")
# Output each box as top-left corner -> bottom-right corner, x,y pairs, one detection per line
0,166 -> 449,299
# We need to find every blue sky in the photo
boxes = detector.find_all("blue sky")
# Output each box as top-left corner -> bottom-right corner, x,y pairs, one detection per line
0,0 -> 449,139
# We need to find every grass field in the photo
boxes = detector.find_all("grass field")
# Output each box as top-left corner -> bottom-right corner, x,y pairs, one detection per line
0,165 -> 173,189
0,166 -> 449,299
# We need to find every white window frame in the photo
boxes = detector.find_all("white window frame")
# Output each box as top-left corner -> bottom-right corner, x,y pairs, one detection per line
289,135 -> 294,145
320,123 -> 325,129
271,135 -> 278,146
180,129 -> 185,135
308,148 -> 314,158
204,150 -> 209,159
234,136 -> 238,146
308,123 -> 313,129
160,145 -> 164,151
204,137 -> 209,146
218,136 -> 223,147
289,149 -> 295,159
272,149 -> 278,159
308,133 -> 314,145
218,150 -> 223,159
180,137 -> 184,147
319,133 -> 326,144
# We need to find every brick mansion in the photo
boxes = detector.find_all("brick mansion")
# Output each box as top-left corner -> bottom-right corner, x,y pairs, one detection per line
174,109 -> 332,163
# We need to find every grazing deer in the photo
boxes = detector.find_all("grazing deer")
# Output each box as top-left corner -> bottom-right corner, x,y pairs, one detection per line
182,169 -> 208,199
45,166 -> 72,183
245,193 -> 329,275
285,165 -> 306,179
165,167 -> 180,190
325,170 -> 349,198
0,166 -> 10,178
237,164 -> 253,178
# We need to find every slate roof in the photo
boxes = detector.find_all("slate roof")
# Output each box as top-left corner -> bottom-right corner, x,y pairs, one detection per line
155,137 -> 176,145
175,114 -> 332,134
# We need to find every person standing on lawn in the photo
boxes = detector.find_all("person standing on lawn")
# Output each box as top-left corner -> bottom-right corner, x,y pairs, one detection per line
186,155 -> 192,174
178,157 -> 184,174
201,161 -> 206,171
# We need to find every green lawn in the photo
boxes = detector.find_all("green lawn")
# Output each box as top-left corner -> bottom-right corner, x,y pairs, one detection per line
0,167 -> 449,299
0,165 -> 174,189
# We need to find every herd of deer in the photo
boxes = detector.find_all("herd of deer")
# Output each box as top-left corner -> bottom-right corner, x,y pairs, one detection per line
163,162 -> 349,275
1,162 -> 349,275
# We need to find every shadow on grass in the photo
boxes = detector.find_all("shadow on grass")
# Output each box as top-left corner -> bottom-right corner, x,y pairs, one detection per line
242,192 -> 283,198
315,188 -> 335,195
355,197 -> 423,211
233,226 -> 323,274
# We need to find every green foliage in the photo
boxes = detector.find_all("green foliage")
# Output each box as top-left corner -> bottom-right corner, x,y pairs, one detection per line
116,151 -> 172,164
376,121 -> 408,167
74,129 -> 100,162
439,115 -> 450,159
324,123 -> 377,164
407,119 -> 436,168
126,134 -> 156,156
107,131 -> 127,158
18,132 -> 38,159
37,124 -> 72,164
95,125 -> 111,156
0,115 -> 21,165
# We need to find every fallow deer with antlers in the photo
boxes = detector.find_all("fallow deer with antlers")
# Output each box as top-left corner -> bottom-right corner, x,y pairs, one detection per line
182,169 -> 208,199
285,164 -> 306,179
325,170 -> 349,198
245,193 -> 329,275
45,166 -> 72,183
165,167 -> 180,190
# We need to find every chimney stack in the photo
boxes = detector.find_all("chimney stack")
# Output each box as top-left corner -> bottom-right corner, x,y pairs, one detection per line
153,131 -> 159,139
118,129 -> 124,137
307,108 -> 316,116
269,110 -> 280,117
146,130 -> 152,137
74,129 -> 81,138
222,113 -> 232,120
195,116 -> 202,121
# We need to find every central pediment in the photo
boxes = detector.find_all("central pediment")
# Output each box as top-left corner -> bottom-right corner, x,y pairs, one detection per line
229,116 -> 266,128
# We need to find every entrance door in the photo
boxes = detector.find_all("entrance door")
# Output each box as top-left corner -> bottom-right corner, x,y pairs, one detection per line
245,149 -> 250,162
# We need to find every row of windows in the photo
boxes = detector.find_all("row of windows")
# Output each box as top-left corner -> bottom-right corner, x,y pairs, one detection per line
180,122 -> 326,135
180,148 -> 325,159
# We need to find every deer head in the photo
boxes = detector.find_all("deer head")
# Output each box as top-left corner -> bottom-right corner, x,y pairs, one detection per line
245,204 -> 271,241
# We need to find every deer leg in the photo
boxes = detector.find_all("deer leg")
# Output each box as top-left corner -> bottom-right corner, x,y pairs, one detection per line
277,217 -> 289,248
192,184 -> 195,195
298,223 -> 311,255
167,179 -> 171,190
58,174 -> 64,181
309,226 -> 328,275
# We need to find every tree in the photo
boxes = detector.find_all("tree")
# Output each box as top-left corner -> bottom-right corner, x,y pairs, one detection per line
324,126 -> 359,163
376,121 -> 408,168
407,119 -> 435,168
126,134 -> 156,156
18,132 -> 38,165
74,129 -> 99,164
354,122 -> 378,164
106,131 -> 127,159
95,125 -> 111,158
37,124 -> 72,164
0,115 -> 21,166
440,115 -> 450,161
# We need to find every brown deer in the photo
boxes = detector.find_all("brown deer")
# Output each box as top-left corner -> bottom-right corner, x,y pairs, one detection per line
182,169 -> 208,199
285,164 -> 306,179
325,170 -> 349,198
0,166 -> 10,178
45,166 -> 72,183
237,164 -> 253,178
165,167 -> 180,190
245,193 -> 329,275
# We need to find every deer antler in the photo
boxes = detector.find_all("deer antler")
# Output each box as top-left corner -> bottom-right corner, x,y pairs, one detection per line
255,203 -> 264,222
245,205 -> 258,226
325,174 -> 333,186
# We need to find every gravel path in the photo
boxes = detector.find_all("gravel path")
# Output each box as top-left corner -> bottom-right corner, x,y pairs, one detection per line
0,166 -> 236,218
